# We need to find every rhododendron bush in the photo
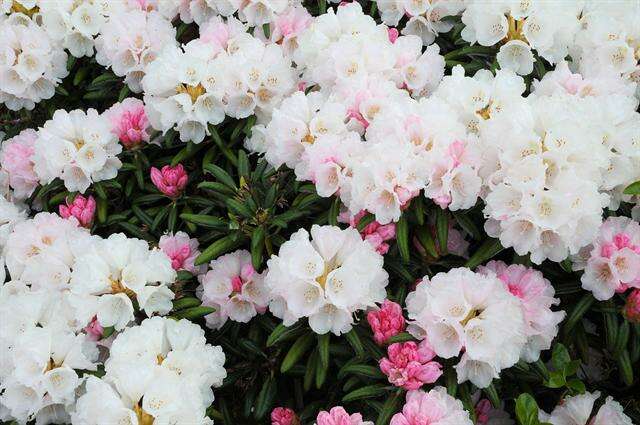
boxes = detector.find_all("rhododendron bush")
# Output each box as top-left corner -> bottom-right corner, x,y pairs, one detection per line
2,0 -> 640,424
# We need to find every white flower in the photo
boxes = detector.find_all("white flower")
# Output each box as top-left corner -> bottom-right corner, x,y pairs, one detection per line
72,317 -> 226,425
69,233 -> 176,330
32,108 -> 122,193
0,14 -> 68,111
266,225 -> 388,335
406,267 -> 527,387
95,10 -> 177,93
539,391 -> 634,425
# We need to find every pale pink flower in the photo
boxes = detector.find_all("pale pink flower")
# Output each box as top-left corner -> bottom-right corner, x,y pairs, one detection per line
340,210 -> 396,255
150,164 -> 188,198
379,340 -> 442,390
272,407 -> 299,425
0,129 -> 38,199
623,289 -> 640,324
390,387 -> 473,425
316,406 -> 372,425
104,98 -> 151,149
159,231 -> 205,274
271,6 -> 312,54
478,260 -> 565,362
84,316 -> 104,341
367,299 -> 405,345
59,195 -> 96,228
579,217 -> 640,300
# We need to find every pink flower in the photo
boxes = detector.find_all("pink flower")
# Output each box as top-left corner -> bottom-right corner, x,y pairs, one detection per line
340,210 -> 397,255
272,6 -> 312,53
159,231 -> 205,274
150,164 -> 188,198
316,407 -> 370,425
367,299 -> 405,345
390,387 -> 472,425
623,289 -> 640,323
379,340 -> 442,390
84,316 -> 104,341
59,195 -> 96,228
271,407 -> 299,425
104,98 -> 150,149
388,28 -> 399,43
0,129 -> 38,200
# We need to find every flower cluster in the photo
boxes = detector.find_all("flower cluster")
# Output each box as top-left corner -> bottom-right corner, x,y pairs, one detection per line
72,317 -> 226,424
367,299 -> 405,345
32,108 -> 123,193
95,9 -> 177,93
379,340 -> 442,390
406,267 -> 527,387
574,216 -> 640,301
266,225 -> 388,335
0,129 -> 38,200
539,391 -> 633,425
198,249 -> 270,329
0,14 -> 68,111
390,387 -> 473,425
316,406 -> 372,425
142,17 -> 296,143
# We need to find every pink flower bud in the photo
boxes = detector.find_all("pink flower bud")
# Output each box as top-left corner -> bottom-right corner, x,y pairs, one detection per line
624,289 -> 640,323
105,98 -> 150,149
367,299 -> 406,345
271,407 -> 299,425
388,28 -> 399,43
59,195 -> 96,228
150,164 -> 188,198
84,316 -> 104,341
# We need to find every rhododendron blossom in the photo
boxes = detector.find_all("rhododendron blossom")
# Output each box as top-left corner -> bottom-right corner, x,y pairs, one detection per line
0,129 -> 38,200
623,289 -> 640,323
159,231 -> 205,274
379,340 -> 442,390
151,164 -> 188,198
104,98 -> 151,149
272,407 -> 299,425
198,249 -> 270,328
316,406 -> 372,425
539,391 -> 634,425
367,299 -> 405,345
390,387 -> 473,425
58,194 -> 96,228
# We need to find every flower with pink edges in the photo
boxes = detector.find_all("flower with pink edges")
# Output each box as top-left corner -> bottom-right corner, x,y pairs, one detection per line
150,164 -> 188,198
159,231 -> 205,274
83,316 -> 104,341
270,6 -> 312,55
390,387 -> 473,425
576,217 -> 640,301
0,129 -> 38,200
623,289 -> 640,324
339,210 -> 396,255
59,195 -> 96,228
272,407 -> 299,425
379,340 -> 442,390
367,299 -> 405,345
478,260 -> 565,362
315,406 -> 372,425
104,98 -> 151,149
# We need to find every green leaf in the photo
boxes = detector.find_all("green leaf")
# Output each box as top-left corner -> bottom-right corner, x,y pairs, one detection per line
253,378 -> 276,420
416,225 -> 438,258
226,197 -> 254,217
337,364 -> 384,380
435,207 -> 449,255
304,349 -> 318,392
342,385 -> 388,403
386,332 -> 414,344
452,210 -> 481,240
328,197 -> 340,226
465,238 -> 503,269
563,294 -> 595,334
484,382 -> 500,408
171,306 -> 215,320
281,334 -> 315,373
195,234 -> 245,265
237,150 -> 250,180
515,393 -> 541,425
617,349 -> 634,386
96,197 -> 108,224
172,297 -> 201,310
180,214 -> 226,228
318,334 -> 330,371
396,214 -> 410,263
375,390 -> 402,425
566,379 -> 586,394
168,203 -> 178,233
251,226 -> 265,269
266,323 -> 302,347
545,371 -> 566,388
623,180 -> 640,195
204,164 -> 238,190
344,329 -> 365,357
551,343 -> 571,371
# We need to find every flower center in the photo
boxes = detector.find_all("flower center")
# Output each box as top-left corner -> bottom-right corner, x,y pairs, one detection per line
175,83 -> 206,103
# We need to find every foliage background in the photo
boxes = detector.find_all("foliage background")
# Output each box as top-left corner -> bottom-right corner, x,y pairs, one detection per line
2,1 -> 639,424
